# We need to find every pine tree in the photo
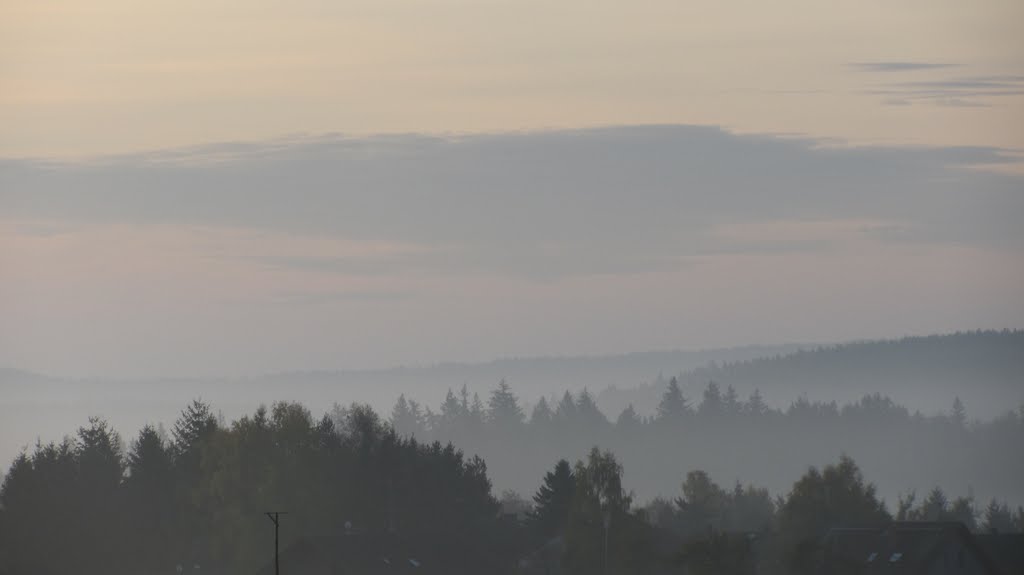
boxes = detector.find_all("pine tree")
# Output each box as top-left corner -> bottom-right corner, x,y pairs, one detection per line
555,391 -> 578,426
576,388 -> 608,428
950,496 -> 977,531
391,394 -> 421,438
438,388 -> 463,432
529,396 -> 554,427
171,399 -> 218,465
469,393 -> 486,428
488,380 -> 524,428
723,385 -> 741,416
127,424 -> 172,486
657,377 -> 689,422
407,399 -> 425,435
75,417 -> 126,574
459,384 -> 471,412
76,416 -> 125,491
528,459 -> 576,540
616,404 -> 641,431
982,499 -> 1016,533
920,487 -> 949,520
699,381 -> 724,417
952,396 -> 967,427
746,388 -> 768,416
125,425 -> 175,573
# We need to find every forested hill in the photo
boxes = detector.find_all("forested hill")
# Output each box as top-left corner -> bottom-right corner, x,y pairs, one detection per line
596,330 -> 1024,420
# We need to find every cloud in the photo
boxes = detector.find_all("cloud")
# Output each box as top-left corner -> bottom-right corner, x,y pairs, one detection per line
270,289 -> 411,306
850,62 -> 956,72
861,70 -> 1024,108
882,98 -> 913,107
933,98 -> 990,108
2,126 -> 1022,279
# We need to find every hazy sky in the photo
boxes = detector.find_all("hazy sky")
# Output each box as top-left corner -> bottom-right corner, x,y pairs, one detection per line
2,0 -> 1023,377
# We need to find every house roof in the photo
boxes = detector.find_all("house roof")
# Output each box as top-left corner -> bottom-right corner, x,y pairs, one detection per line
822,521 -> 1004,575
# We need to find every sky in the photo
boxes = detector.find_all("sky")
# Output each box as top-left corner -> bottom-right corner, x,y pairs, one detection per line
1,0 -> 1023,377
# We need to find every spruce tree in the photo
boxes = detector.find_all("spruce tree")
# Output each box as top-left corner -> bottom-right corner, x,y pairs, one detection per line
657,377 -> 689,422
488,380 -> 524,428
528,459 -> 576,540
529,396 -> 554,427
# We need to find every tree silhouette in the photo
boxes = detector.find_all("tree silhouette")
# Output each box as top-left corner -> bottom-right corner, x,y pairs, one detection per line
745,388 -> 768,416
554,390 -> 578,428
391,394 -> 425,438
952,396 -> 967,427
488,380 -> 524,428
124,425 -> 175,573
171,399 -> 218,467
677,470 -> 727,533
615,404 -> 641,432
982,499 -> 1016,533
575,388 -> 609,429
699,381 -> 724,417
528,459 -> 576,541
657,376 -> 689,422
529,396 -> 554,428
723,385 -> 741,416
778,456 -> 890,573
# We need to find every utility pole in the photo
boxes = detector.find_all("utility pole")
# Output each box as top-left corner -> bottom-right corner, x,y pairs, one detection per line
266,511 -> 287,575
603,510 -> 611,575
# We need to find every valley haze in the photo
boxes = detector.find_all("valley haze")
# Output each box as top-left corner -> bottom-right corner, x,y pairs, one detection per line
4,1 -> 1024,572
3,330 -> 1021,507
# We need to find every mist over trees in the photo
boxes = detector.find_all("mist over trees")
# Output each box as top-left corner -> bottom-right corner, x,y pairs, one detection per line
384,374 -> 1024,513
601,330 -> 1024,419
2,331 -> 1022,573
2,387 -> 1022,574
3,331 -> 1021,487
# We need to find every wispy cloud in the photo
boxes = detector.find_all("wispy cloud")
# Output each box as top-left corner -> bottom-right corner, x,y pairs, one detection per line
850,61 -> 956,73
855,64 -> 1024,108
271,289 -> 411,306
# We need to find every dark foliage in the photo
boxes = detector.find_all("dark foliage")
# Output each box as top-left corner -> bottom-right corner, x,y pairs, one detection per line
0,400 -> 508,575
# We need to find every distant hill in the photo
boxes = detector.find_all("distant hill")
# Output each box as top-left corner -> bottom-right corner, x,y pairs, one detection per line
2,330 -> 1022,509
596,330 -> 1024,420
241,343 -> 813,408
0,343 -> 806,475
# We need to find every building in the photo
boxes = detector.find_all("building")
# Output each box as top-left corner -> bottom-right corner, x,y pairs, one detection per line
820,522 -> 1008,575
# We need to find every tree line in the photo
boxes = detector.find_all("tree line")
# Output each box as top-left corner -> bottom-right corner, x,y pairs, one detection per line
387,378 -> 1024,511
0,401 -> 515,575
1,380 -> 1022,574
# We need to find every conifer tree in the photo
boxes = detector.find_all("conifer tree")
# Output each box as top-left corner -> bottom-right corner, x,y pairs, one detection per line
555,390 -> 578,426
529,396 -> 554,427
528,459 -> 576,540
488,380 -> 524,428
657,377 -> 689,422
700,381 -> 724,416
746,388 -> 768,416
952,396 -> 967,427
723,385 -> 741,416
615,404 -> 641,431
